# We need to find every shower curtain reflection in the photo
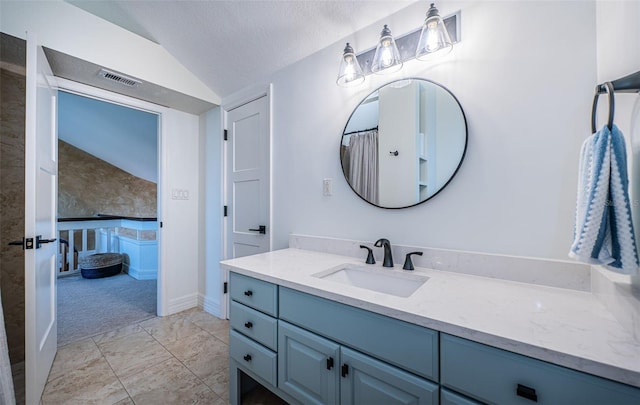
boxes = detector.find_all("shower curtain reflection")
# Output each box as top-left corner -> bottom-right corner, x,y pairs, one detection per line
341,130 -> 379,205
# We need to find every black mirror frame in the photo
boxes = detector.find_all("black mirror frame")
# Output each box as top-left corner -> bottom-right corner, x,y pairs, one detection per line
340,77 -> 468,209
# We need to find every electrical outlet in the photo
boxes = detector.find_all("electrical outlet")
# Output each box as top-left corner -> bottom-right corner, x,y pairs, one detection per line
323,178 -> 332,196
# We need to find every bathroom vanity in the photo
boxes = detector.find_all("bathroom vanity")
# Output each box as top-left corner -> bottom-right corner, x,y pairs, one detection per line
222,248 -> 640,404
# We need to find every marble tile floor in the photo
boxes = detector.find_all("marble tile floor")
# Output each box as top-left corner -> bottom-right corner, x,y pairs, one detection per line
41,308 -> 233,405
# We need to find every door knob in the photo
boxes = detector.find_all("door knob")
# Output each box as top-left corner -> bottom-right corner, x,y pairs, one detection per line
35,235 -> 57,249
8,237 -> 34,249
248,225 -> 266,234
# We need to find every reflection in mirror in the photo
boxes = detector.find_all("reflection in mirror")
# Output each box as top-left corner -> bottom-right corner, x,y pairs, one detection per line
341,79 -> 467,209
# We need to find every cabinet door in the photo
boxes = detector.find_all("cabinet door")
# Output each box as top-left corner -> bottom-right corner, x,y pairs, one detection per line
278,321 -> 340,405
441,334 -> 640,405
340,347 -> 439,405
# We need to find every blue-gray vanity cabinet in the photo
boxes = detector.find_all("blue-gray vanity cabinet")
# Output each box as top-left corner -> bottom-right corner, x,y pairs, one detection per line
279,287 -> 439,382
340,347 -> 439,405
229,272 -> 278,316
229,272 -> 285,405
278,320 -> 340,404
230,300 -> 278,351
229,329 -> 277,386
441,334 -> 640,405
278,320 -> 438,405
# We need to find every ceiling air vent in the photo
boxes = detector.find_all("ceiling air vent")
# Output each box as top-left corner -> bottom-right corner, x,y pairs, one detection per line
98,69 -> 141,87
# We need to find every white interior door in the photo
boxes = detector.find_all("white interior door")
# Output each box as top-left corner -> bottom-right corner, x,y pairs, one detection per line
24,33 -> 58,405
224,95 -> 270,315
226,96 -> 270,257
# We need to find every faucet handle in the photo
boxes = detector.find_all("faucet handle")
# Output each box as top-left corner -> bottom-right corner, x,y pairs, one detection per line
359,245 -> 376,264
403,251 -> 423,270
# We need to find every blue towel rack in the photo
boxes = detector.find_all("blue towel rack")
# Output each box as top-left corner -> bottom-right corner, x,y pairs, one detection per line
591,70 -> 640,132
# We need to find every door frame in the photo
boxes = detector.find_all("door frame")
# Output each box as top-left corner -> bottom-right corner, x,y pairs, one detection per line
220,83 -> 273,319
54,78 -> 168,315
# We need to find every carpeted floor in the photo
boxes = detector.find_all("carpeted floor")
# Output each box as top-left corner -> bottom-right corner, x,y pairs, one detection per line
57,273 -> 156,346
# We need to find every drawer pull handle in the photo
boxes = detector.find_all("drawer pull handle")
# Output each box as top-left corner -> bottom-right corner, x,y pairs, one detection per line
326,357 -> 334,370
341,364 -> 349,378
244,290 -> 253,297
517,384 -> 538,402
243,354 -> 252,362
244,322 -> 253,329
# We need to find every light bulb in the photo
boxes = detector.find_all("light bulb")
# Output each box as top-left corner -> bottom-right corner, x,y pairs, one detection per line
371,25 -> 402,74
337,43 -> 365,87
415,3 -> 453,60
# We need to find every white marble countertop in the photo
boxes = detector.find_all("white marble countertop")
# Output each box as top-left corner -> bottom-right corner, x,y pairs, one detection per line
221,248 -> 640,388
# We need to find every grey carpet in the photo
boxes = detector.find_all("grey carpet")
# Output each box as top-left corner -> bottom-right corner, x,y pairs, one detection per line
57,273 -> 156,346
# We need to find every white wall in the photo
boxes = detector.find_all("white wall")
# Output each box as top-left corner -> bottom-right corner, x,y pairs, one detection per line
266,0 -> 596,260
0,0 -> 220,105
596,1 -> 640,257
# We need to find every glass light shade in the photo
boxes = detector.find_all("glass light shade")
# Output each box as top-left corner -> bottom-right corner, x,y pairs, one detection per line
337,43 -> 365,87
371,25 -> 402,74
415,3 -> 453,60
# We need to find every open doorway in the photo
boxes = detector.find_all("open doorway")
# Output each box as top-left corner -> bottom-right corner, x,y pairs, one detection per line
55,91 -> 160,346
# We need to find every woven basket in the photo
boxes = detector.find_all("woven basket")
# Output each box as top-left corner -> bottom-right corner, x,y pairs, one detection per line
79,253 -> 123,279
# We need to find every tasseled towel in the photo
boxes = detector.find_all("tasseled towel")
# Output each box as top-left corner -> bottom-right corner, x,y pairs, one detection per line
570,124 -> 639,274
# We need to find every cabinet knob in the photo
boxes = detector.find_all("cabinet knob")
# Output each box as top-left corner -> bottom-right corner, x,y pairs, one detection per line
341,364 -> 349,378
244,321 -> 253,329
326,357 -> 334,370
243,354 -> 252,362
516,384 -> 538,402
244,290 -> 253,297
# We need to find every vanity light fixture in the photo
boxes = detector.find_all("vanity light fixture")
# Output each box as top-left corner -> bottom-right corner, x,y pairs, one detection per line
371,25 -> 402,74
415,3 -> 453,60
337,43 -> 365,87
336,1 -> 459,87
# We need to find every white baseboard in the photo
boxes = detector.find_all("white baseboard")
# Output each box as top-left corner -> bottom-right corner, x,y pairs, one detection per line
126,264 -> 158,280
199,293 -> 221,317
167,293 -> 198,315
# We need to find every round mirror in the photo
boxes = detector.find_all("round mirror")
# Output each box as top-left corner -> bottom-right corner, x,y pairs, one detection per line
340,78 -> 467,209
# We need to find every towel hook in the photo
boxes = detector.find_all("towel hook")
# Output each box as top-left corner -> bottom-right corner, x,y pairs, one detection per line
591,81 -> 615,133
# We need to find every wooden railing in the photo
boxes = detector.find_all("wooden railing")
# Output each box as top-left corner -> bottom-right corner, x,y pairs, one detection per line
57,216 -> 157,277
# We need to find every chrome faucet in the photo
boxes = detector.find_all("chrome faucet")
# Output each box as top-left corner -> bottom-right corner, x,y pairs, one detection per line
374,238 -> 393,267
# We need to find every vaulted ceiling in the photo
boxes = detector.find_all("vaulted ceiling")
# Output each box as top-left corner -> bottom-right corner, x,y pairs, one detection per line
66,0 -> 416,99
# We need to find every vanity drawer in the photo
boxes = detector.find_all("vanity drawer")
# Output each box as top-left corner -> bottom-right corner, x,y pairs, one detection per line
279,287 -> 438,381
230,301 -> 278,351
230,272 -> 278,316
441,334 -> 640,405
441,389 -> 482,405
229,329 -> 277,386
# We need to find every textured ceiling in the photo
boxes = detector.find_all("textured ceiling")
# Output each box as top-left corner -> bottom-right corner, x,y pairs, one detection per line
66,0 -> 416,98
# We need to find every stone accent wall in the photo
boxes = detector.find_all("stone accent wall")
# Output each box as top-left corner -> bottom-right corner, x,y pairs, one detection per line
0,65 -> 26,364
58,140 -> 157,218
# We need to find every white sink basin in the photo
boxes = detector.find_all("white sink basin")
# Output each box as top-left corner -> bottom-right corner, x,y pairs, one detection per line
313,265 -> 428,298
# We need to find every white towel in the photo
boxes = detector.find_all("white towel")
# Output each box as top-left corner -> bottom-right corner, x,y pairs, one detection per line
569,124 -> 639,274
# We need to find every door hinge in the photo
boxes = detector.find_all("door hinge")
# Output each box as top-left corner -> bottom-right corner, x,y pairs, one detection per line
223,282 -> 228,294
160,222 -> 163,228
223,206 -> 228,217
224,129 -> 228,141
